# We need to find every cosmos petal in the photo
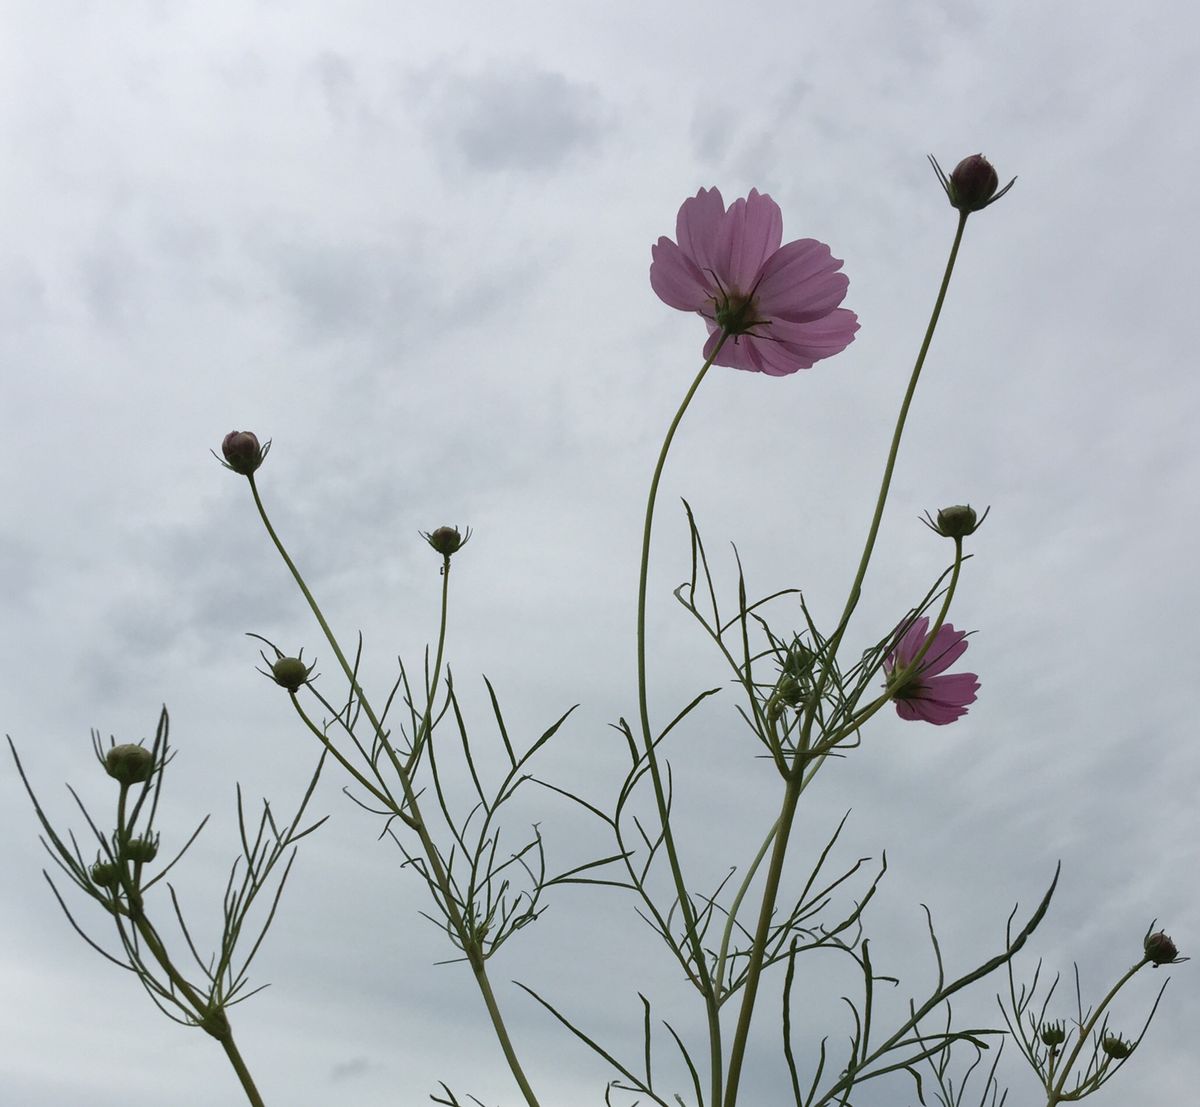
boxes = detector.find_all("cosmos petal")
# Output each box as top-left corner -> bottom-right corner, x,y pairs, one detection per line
919,625 -> 969,676
675,187 -> 726,276
651,237 -> 714,312
714,189 -> 784,292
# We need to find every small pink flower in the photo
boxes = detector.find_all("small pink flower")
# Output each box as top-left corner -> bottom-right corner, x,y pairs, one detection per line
883,616 -> 979,725
650,187 -> 859,375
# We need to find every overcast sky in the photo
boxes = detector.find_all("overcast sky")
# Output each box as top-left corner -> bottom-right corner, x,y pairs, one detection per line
2,1 -> 1197,1105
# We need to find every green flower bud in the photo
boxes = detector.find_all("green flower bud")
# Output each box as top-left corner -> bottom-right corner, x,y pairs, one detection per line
1144,929 -> 1179,966
219,430 -> 269,476
122,835 -> 159,864
1101,1034 -> 1132,1060
90,860 -> 122,889
271,656 -> 312,693
783,644 -> 816,680
1040,1020 -> 1066,1047
424,525 -> 469,557
775,673 -> 806,708
922,504 -> 988,539
104,743 -> 155,786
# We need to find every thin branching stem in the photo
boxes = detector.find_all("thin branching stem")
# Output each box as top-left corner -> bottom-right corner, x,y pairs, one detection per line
243,478 -> 542,1107
1046,958 -> 1147,1105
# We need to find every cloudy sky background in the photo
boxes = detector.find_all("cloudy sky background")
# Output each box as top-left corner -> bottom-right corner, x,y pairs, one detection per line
2,1 -> 1197,1104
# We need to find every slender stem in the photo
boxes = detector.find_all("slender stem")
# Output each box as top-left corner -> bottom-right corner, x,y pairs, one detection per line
802,211 -> 970,748
635,336 -> 728,1105
218,1035 -> 268,1107
133,915 -> 267,1104
409,557 -> 452,771
713,815 -> 780,1004
724,213 -> 972,1107
1046,960 -> 1147,1105
475,959 -> 543,1107
722,777 -> 800,1105
137,914 -> 266,1106
244,477 -> 542,1107
289,694 -> 396,809
115,785 -> 269,1105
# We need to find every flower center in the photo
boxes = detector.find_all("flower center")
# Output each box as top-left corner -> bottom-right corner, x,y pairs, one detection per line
888,670 -> 923,701
713,290 -> 758,335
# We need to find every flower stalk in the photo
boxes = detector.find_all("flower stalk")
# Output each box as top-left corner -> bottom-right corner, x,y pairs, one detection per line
243,474 -> 543,1107
722,210 -> 972,1107
635,335 -> 728,1103
1046,960 -> 1148,1106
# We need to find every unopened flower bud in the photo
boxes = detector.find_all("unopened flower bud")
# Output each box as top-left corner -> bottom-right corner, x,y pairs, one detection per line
424,526 -> 469,557
783,644 -> 816,680
1040,1021 -> 1066,1047
929,154 -> 1015,214
1144,930 -> 1179,966
220,431 -> 269,476
774,673 -> 806,708
923,504 -> 987,539
122,835 -> 159,864
1101,1034 -> 1132,1060
104,743 -> 155,786
271,656 -> 312,693
90,860 -> 122,888
950,155 -> 998,209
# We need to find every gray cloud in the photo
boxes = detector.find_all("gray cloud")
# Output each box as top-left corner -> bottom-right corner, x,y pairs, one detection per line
330,1056 -> 371,1081
417,63 -> 608,174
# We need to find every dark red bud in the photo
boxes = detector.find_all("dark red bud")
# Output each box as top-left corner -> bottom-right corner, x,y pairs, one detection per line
949,155 -> 1000,211
930,153 -> 1015,214
221,431 -> 267,476
1144,930 -> 1179,966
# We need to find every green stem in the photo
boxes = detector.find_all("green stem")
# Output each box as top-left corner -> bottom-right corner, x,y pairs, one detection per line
724,213 -> 972,1107
635,335 -> 728,1105
722,778 -> 800,1105
410,556 -> 452,769
475,960 -> 543,1107
218,1035 -> 268,1107
802,211 -> 970,748
713,815 -> 781,1004
115,787 -> 268,1105
244,478 -> 541,1107
1046,960 -> 1147,1105
135,915 -> 267,1106
289,694 -> 397,809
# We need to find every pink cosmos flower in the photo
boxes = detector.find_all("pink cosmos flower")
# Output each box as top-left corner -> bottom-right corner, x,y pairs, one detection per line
883,616 -> 979,726
650,187 -> 859,375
